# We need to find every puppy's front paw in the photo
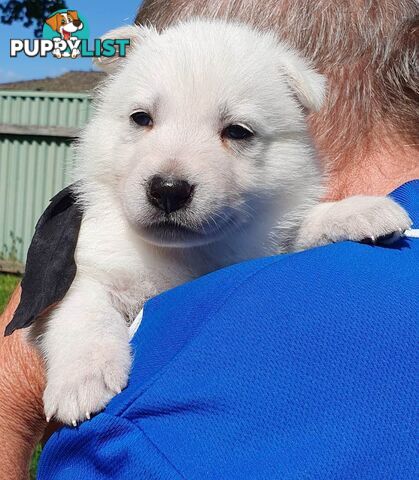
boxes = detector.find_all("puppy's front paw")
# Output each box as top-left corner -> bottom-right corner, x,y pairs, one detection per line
71,49 -> 80,58
296,196 -> 412,250
44,341 -> 131,425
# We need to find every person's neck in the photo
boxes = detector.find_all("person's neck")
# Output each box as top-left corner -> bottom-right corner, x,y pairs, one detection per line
324,138 -> 419,201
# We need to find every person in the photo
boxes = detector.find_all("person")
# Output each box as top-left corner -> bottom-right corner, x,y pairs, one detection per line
0,1 -> 417,478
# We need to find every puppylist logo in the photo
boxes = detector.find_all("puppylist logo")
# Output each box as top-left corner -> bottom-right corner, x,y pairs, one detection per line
10,9 -> 129,59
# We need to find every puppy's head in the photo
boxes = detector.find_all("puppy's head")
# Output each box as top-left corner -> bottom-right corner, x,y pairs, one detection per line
79,20 -> 325,247
46,10 -> 83,39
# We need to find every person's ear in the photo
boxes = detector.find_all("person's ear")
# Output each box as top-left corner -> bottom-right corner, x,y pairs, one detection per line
278,47 -> 326,112
94,25 -> 155,74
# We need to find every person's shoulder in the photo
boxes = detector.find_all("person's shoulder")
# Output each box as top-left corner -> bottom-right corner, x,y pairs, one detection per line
142,238 -> 417,359
273,237 -> 417,279
113,238 -> 417,416
234,238 -> 418,309
160,237 -> 417,305
147,237 -> 417,315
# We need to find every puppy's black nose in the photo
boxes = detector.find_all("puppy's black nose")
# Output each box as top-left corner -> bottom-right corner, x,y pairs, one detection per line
73,19 -> 82,27
147,175 -> 194,214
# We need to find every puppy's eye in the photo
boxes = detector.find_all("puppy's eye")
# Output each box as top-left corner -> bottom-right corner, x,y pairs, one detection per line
131,111 -> 153,127
61,19 -> 66,24
222,124 -> 254,140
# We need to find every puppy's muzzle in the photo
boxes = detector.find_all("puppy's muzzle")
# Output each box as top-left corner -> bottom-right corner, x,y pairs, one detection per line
147,175 -> 195,214
72,19 -> 82,27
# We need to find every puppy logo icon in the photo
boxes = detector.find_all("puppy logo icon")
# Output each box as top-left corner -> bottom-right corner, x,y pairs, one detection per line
43,9 -> 88,59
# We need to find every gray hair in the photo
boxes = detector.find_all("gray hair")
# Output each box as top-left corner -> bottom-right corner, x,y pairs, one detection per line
136,1 -> 418,186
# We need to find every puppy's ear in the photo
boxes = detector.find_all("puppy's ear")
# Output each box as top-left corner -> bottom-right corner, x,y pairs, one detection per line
67,10 -> 79,21
45,14 -> 60,32
278,48 -> 326,112
94,25 -> 151,74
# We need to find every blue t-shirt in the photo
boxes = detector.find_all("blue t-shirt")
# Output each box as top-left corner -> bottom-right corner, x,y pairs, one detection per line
38,181 -> 418,479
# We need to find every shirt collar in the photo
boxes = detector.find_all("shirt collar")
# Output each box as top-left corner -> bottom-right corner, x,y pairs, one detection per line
390,180 -> 419,228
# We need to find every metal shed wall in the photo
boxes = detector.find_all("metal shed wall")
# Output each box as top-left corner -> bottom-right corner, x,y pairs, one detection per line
0,90 -> 92,267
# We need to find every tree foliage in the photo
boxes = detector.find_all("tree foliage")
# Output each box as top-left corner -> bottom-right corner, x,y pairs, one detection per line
0,0 -> 67,37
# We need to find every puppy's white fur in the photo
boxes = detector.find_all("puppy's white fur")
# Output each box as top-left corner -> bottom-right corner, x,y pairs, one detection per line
37,19 -> 411,424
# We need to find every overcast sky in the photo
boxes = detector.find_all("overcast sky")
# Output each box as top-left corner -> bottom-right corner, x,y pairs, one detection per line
0,0 -> 143,82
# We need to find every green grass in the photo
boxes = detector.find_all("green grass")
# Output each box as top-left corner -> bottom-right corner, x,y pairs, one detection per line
0,274 -> 20,313
30,444 -> 42,479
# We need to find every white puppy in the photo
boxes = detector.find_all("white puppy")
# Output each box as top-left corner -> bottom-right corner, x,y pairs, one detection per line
37,19 -> 411,425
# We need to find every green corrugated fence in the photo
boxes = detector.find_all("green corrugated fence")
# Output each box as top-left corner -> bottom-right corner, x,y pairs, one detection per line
0,90 -> 92,269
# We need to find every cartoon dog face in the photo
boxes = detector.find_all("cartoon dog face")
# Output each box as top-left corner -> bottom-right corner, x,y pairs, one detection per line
46,10 -> 83,40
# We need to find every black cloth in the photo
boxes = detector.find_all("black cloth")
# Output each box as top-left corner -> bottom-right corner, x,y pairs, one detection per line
5,184 -> 83,336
